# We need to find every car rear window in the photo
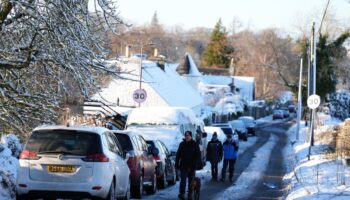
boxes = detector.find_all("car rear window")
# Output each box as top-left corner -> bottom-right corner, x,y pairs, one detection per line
114,134 -> 133,152
25,130 -> 102,156
221,127 -> 234,135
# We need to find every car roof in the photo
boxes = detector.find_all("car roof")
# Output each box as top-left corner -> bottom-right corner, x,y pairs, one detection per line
211,123 -> 230,127
238,116 -> 254,120
33,125 -> 109,135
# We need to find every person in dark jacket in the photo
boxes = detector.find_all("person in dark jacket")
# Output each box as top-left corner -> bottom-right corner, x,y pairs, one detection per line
221,132 -> 239,182
206,132 -> 223,180
176,131 -> 201,200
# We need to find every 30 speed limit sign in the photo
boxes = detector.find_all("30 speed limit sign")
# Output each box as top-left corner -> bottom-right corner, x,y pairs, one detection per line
133,89 -> 147,103
307,94 -> 320,110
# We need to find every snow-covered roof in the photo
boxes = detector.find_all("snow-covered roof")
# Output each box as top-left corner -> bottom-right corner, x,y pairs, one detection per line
201,75 -> 233,85
233,76 -> 255,101
92,59 -> 203,110
126,106 -> 196,125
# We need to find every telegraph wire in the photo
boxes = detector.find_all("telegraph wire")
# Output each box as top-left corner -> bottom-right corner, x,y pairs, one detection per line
318,0 -> 331,34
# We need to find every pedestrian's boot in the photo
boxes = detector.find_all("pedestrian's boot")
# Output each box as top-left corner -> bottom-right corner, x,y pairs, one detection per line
178,193 -> 185,200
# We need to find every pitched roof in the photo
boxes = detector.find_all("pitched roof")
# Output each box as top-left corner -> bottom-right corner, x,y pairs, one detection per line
93,59 -> 203,109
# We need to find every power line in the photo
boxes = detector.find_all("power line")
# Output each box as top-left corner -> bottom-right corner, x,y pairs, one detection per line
318,0 -> 331,34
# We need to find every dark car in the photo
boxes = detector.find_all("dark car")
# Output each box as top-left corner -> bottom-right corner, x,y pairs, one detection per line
113,130 -> 157,198
146,140 -> 177,189
238,116 -> 256,136
272,110 -> 284,120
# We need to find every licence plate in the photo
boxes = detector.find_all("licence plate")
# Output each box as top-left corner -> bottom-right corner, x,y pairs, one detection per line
47,165 -> 76,173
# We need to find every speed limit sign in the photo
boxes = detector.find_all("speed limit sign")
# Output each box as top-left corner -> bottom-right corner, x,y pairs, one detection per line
307,94 -> 320,110
133,89 -> 147,103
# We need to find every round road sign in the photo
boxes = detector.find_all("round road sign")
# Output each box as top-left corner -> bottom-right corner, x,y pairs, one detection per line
307,94 -> 320,110
133,89 -> 147,103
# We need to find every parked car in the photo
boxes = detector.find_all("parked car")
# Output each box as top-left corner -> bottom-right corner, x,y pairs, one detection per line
146,140 -> 177,188
229,120 -> 248,141
113,130 -> 157,198
204,126 -> 227,143
272,110 -> 284,120
288,104 -> 296,113
126,107 -> 207,170
211,123 -> 239,144
238,116 -> 256,136
17,125 -> 130,200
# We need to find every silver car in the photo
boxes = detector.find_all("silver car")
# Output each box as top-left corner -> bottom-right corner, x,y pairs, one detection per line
17,125 -> 130,200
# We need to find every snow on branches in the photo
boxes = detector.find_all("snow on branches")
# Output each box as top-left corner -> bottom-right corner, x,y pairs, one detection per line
0,0 -> 126,133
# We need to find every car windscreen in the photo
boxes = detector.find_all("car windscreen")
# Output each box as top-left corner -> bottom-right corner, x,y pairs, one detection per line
25,130 -> 102,156
220,127 -> 234,135
114,134 -> 133,152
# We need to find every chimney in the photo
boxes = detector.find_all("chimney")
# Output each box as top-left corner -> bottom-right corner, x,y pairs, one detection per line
154,48 -> 158,57
125,45 -> 130,57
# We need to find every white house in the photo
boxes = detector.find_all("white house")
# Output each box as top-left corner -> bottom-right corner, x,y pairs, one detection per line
92,58 -> 204,116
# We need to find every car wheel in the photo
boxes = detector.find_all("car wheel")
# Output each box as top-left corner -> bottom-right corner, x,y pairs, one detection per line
131,173 -> 143,199
243,134 -> 248,141
167,165 -> 176,185
158,170 -> 167,189
106,181 -> 116,200
145,172 -> 157,194
16,194 -> 31,200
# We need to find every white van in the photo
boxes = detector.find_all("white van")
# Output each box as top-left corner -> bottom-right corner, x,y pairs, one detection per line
125,106 -> 207,169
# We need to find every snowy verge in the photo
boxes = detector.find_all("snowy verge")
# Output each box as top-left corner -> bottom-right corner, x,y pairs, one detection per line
285,117 -> 350,200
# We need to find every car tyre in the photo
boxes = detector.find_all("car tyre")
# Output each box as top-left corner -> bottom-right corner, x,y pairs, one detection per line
131,172 -> 143,199
158,170 -> 167,189
145,172 -> 157,194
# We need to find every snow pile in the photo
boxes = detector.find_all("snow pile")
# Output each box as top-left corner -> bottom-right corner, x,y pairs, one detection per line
328,90 -> 350,120
0,134 -> 21,200
285,117 -> 350,200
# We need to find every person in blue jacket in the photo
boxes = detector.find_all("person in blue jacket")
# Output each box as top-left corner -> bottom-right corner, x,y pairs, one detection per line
221,132 -> 239,182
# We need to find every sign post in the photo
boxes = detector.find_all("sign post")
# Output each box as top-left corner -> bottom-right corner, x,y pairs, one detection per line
133,89 -> 147,105
307,94 -> 320,160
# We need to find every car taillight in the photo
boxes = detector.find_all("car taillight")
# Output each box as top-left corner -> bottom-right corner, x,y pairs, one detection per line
19,150 -> 40,160
82,153 -> 109,162
153,155 -> 160,161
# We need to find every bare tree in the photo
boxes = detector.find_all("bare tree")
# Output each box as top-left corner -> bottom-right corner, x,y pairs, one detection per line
0,0 -> 126,133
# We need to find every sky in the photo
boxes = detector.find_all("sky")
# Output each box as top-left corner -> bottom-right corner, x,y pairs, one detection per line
114,0 -> 350,31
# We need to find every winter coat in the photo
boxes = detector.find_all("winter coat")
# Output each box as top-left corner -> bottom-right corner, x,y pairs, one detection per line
206,139 -> 223,163
175,139 -> 201,170
222,139 -> 238,160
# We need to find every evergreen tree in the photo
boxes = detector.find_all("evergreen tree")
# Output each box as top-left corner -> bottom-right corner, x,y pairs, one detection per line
202,19 -> 233,68
315,32 -> 349,100
151,11 -> 159,27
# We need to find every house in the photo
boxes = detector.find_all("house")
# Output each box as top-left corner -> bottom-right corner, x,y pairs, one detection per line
91,58 -> 204,116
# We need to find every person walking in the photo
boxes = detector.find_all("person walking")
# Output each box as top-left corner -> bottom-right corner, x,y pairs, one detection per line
221,132 -> 239,183
176,131 -> 201,200
206,132 -> 223,181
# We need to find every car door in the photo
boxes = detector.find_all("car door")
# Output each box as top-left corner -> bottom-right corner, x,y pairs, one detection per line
158,141 -> 174,177
137,136 -> 154,180
104,132 -> 126,195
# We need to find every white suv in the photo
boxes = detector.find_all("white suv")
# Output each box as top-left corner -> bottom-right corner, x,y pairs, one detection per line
17,125 -> 130,200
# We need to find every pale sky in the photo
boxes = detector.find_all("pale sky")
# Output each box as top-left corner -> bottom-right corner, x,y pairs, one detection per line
114,0 -> 350,31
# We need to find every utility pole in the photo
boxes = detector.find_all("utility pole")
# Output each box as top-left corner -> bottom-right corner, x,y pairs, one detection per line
311,22 -> 317,146
296,58 -> 303,141
308,22 -> 317,160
